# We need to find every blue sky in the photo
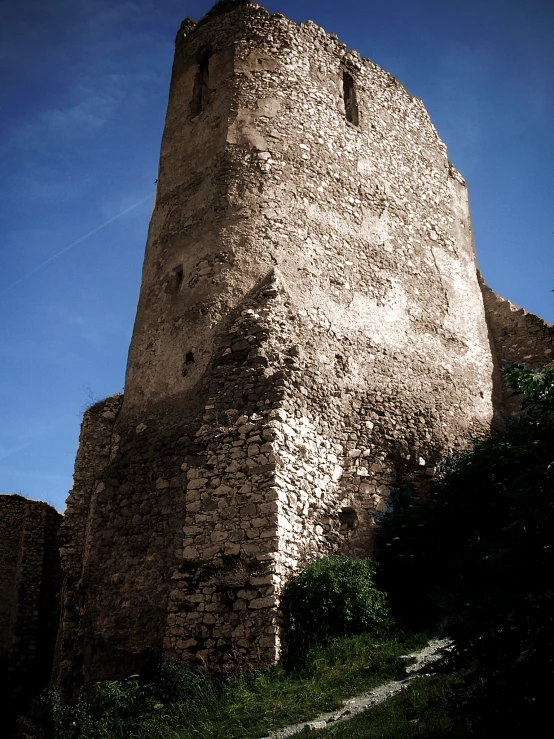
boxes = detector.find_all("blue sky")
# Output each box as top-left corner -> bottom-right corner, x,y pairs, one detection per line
1,0 -> 552,511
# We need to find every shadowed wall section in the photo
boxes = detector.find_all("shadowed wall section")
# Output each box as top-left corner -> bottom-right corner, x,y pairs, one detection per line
0,495 -> 62,720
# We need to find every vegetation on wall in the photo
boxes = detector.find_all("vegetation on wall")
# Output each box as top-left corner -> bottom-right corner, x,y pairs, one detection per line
377,361 -> 554,734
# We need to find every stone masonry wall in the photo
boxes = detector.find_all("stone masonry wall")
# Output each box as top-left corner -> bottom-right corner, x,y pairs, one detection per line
163,268 -> 398,670
52,394 -> 123,694
0,495 -> 62,717
55,0 -> 516,689
479,277 -> 553,416
480,278 -> 553,369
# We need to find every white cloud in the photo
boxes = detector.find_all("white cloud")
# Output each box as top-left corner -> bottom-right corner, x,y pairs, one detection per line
1,0 -> 169,205
7,72 -> 140,152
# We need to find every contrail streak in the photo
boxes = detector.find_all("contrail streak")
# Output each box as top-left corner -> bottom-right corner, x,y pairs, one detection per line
2,194 -> 151,294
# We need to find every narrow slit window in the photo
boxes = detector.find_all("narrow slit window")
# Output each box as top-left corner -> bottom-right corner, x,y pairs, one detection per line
174,265 -> 184,288
167,265 -> 184,294
190,47 -> 212,117
343,71 -> 359,127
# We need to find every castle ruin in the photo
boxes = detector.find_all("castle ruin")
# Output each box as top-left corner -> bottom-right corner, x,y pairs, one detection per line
2,0 -> 553,701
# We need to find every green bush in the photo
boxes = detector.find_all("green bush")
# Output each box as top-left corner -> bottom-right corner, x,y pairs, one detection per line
377,362 -> 554,734
283,556 -> 390,655
45,664 -> 220,739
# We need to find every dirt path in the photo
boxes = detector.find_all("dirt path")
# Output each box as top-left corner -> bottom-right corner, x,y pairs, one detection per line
263,637 -> 453,738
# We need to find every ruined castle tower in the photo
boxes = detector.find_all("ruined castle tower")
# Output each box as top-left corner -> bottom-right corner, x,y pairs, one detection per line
52,0 -> 553,693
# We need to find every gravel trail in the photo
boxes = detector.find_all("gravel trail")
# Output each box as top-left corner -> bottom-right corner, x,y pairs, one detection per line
262,637 -> 453,738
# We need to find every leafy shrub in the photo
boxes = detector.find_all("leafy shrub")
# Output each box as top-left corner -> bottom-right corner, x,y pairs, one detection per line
377,362 -> 554,733
374,482 -> 446,631
45,664 -> 219,739
283,556 -> 390,655
47,678 -> 156,739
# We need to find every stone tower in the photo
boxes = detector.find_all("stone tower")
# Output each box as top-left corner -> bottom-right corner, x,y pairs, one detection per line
52,0 -> 553,693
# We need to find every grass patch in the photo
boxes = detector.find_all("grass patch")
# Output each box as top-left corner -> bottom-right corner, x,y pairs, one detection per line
47,631 -> 429,739
306,673 -> 468,738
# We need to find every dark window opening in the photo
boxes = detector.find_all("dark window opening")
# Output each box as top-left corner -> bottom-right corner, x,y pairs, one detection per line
185,352 -> 195,365
166,265 -> 184,295
343,71 -> 359,127
339,506 -> 358,530
174,265 -> 184,288
190,46 -> 212,117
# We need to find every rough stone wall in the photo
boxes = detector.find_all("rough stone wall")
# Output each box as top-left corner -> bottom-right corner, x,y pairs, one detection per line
480,278 -> 553,369
55,0 -> 509,688
479,276 -> 553,415
52,394 -> 123,694
0,494 -> 62,716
